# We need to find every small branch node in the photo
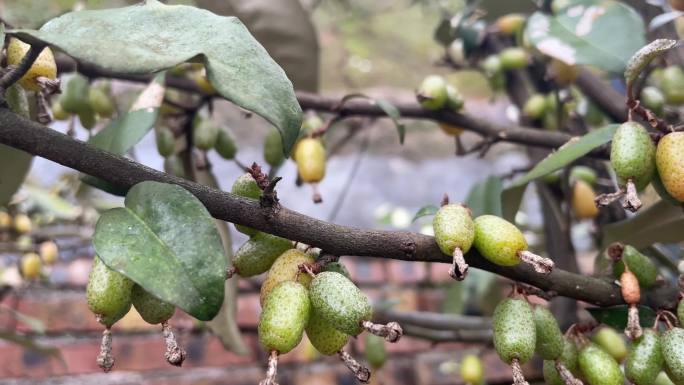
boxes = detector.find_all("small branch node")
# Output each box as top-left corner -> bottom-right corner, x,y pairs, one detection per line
162,321 -> 187,367
338,350 -> 371,383
518,251 -> 554,274
96,327 -> 115,373
595,188 -> 625,208
448,247 -> 469,281
361,320 -> 403,343
225,266 -> 237,279
259,350 -> 280,385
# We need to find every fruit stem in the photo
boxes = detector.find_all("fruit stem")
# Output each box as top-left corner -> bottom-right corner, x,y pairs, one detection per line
225,266 -> 237,279
35,76 -> 61,96
510,358 -> 530,385
554,360 -> 583,385
311,183 -> 322,204
625,305 -> 643,340
259,350 -> 280,385
337,350 -> 371,383
448,247 -> 469,281
622,179 -> 642,212
361,320 -> 403,343
162,321 -> 187,367
518,251 -> 554,274
594,188 -> 625,208
96,327 -> 114,373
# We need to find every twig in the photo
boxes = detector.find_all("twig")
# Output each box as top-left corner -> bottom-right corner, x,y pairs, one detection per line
0,44 -> 45,92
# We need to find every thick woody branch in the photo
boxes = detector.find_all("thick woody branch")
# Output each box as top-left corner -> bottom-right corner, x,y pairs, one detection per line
0,108 -> 676,309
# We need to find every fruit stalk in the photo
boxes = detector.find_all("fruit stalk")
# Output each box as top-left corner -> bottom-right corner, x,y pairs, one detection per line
622,179 -> 642,212
311,183 -> 322,204
449,247 -> 469,281
554,360 -> 583,385
361,320 -> 403,343
338,350 -> 371,383
518,251 -> 554,274
511,358 -> 530,385
162,321 -> 187,366
621,267 -> 642,339
259,350 -> 280,385
96,327 -> 114,372
625,305 -> 643,340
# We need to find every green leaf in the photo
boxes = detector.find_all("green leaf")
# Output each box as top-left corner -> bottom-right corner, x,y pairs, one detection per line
624,39 -> 677,87
524,2 -> 646,73
587,305 -> 657,330
465,176 -> 502,217
375,98 -> 406,144
0,85 -> 33,205
92,181 -> 226,321
10,0 -> 302,154
412,205 -> 439,223
0,331 -> 66,368
601,200 -> 684,250
501,124 -> 617,221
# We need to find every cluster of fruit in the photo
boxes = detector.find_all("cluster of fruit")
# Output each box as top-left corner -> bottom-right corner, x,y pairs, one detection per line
0,211 -> 59,280
228,173 -> 400,384
85,256 -> 185,372
51,74 -> 115,129
433,203 -> 553,280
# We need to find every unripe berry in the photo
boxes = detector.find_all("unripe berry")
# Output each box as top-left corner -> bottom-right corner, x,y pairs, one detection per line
416,75 -> 448,110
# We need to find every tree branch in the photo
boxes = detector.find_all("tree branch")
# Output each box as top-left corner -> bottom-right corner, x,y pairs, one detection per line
0,107 -> 677,309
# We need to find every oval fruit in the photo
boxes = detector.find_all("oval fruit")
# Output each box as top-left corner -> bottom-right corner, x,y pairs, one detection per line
613,245 -> 658,288
193,119 -> 219,151
543,337 -> 580,385
460,354 -> 483,385
496,14 -> 526,36
593,327 -> 627,362
433,204 -> 475,256
230,173 -> 262,235
294,138 -> 326,183
365,334 -> 387,369
656,132 -> 684,202
233,233 -> 292,277
626,329 -> 664,385
155,127 -> 176,158
258,281 -> 311,354
39,240 -> 59,265
578,343 -> 624,385
6,38 -> 57,92
260,249 -> 315,305
131,284 -> 175,325
309,271 -> 372,336
570,166 -> 598,186
572,180 -> 599,220
533,306 -> 564,360
439,123 -> 464,136
499,48 -> 528,70
13,214 -> 32,234
20,252 -> 42,280
88,88 -> 115,118
492,298 -> 536,365
215,128 -> 237,159
417,75 -> 448,110
661,66 -> 684,105
446,85 -> 464,111
86,256 -> 134,327
61,74 -> 91,114
611,122 -> 656,190
551,59 -> 578,86
523,94 -> 547,120
473,215 -> 527,266
641,86 -> 666,116
661,328 -> 684,384
306,310 -> 349,356
264,128 -> 285,167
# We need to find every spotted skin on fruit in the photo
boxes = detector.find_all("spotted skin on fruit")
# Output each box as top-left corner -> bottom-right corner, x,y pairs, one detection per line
259,249 -> 314,305
309,271 -> 372,336
492,298 -> 536,365
626,329 -> 664,385
473,215 -> 527,267
578,343 -> 624,385
86,256 -> 134,328
656,132 -> 684,202
131,284 -> 175,325
533,306 -> 564,360
232,233 -> 292,277
230,173 -> 262,235
258,281 -> 311,354
610,122 -> 656,191
662,328 -> 684,385
305,310 -> 348,356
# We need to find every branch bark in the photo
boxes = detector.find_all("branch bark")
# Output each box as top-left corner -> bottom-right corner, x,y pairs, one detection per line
1,107 -> 677,309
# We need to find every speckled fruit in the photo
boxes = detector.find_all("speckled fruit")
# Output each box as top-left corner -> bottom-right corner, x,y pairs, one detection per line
193,119 -> 219,151
523,94 -> 547,120
613,245 -> 658,288
473,215 -> 527,266
264,128 -> 285,167
155,127 -> 175,158
433,204 -> 475,256
661,66 -> 684,105
230,173 -> 262,236
309,271 -> 372,336
39,241 -> 59,265
215,128 -> 237,160
233,233 -> 292,277
321,261 -> 351,279
86,256 -> 134,328
294,138 -> 326,183
661,328 -> 684,385
593,327 -> 627,362
365,334 -> 387,369
610,122 -> 656,190
259,249 -> 315,305
305,310 -> 348,355
656,132 -> 684,202
492,298 -> 536,365
20,252 -> 42,280
88,88 -> 115,118
131,284 -> 175,325
578,343 -> 624,385
626,329 -> 664,385
499,48 -> 528,70
258,281 -> 311,354
533,306 -> 564,360
417,75 -> 448,110
572,180 -> 599,220
678,299 -> 684,326
460,354 -> 483,385
655,371 -> 676,385
6,38 -> 57,92
543,337 -> 580,385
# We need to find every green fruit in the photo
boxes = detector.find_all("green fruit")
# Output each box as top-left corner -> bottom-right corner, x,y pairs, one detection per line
626,329 -> 664,385
232,233 -> 292,277
131,284 -> 175,325
264,128 -> 285,167
543,338 -> 580,385
578,343 -> 624,385
482,55 -> 503,75
642,86 -> 666,116
193,119 -> 219,151
523,94 -> 547,120
661,328 -> 684,385
499,48 -> 528,70
321,261 -> 351,279
155,127 -> 175,158
215,128 -> 237,159
163,155 -> 186,178
613,245 -> 658,288
445,85 -> 464,111
533,306 -> 564,360
473,215 -> 527,266
86,256 -> 134,328
78,108 -> 97,130
593,327 -> 627,362
460,354 -> 483,385
656,132 -> 684,202
61,74 -> 91,114
678,300 -> 684,326
51,99 -> 70,121
584,101 -> 606,126
301,115 -> 324,136
309,271 -> 372,336
305,310 -> 349,355
231,173 -> 262,235
655,372 -> 676,385
88,88 -> 115,118
433,204 -> 475,256
610,122 -> 656,190
570,166 -> 598,185
258,281 -> 311,354
365,334 -> 387,369
661,66 -> 684,105
417,75 -> 448,110
492,298 -> 536,365
260,249 -> 315,305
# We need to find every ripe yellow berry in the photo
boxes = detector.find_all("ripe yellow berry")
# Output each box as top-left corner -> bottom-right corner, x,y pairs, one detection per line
294,138 -> 326,183
0,211 -> 11,229
20,252 -> 42,280
571,180 -> 599,219
39,241 -> 59,265
13,214 -> 32,234
6,38 -> 57,92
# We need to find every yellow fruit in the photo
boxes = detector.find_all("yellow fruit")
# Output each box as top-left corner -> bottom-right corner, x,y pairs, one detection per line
20,252 -> 42,280
571,180 -> 599,219
39,241 -> 59,265
439,123 -> 464,136
550,59 -> 578,86
460,354 -> 484,385
6,38 -> 57,92
13,214 -> 32,234
496,14 -> 526,36
294,138 -> 326,183
190,69 -> 215,94
51,100 -> 70,121
656,132 -> 684,202
0,212 -> 11,229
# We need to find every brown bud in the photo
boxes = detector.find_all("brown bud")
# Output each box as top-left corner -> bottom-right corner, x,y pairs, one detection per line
620,268 -> 641,305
